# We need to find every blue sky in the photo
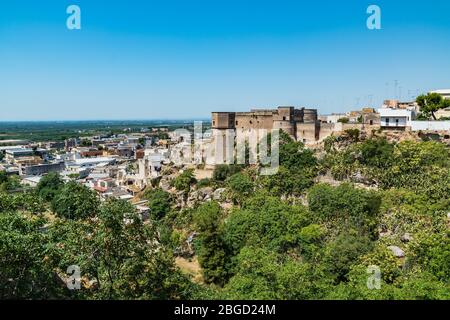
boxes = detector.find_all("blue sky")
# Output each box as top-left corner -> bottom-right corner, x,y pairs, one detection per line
1,0 -> 450,121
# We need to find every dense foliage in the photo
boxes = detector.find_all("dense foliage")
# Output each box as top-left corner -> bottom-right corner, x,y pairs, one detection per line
0,133 -> 449,300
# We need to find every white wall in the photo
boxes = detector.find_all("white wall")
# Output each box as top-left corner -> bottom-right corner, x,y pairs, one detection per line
380,117 -> 408,127
409,121 -> 450,131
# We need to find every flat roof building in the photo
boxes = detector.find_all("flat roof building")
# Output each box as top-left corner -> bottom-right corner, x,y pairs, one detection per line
430,89 -> 450,99
378,108 -> 413,130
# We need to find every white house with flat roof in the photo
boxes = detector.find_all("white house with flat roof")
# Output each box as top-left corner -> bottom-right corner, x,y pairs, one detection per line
378,108 -> 413,129
430,89 -> 450,99
65,157 -> 116,171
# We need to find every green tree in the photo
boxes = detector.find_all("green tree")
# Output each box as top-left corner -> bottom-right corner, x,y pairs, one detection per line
172,169 -> 196,193
0,174 -> 20,192
193,202 -> 229,286
212,164 -> 242,182
80,139 -> 92,147
144,188 -> 172,219
358,137 -> 394,169
196,178 -> 211,188
0,212 -> 66,299
223,247 -> 332,300
279,131 -> 316,171
51,181 -> 100,220
260,165 -> 315,196
49,198 -> 194,299
410,231 -> 450,282
416,92 -> 450,120
223,192 -> 310,256
0,171 -> 8,185
36,172 -> 64,202
323,231 -> 373,282
308,183 -> 381,237
226,173 -> 254,205
344,129 -> 360,142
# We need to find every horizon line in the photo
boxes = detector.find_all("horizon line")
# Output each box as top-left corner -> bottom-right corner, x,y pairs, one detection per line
0,118 -> 211,123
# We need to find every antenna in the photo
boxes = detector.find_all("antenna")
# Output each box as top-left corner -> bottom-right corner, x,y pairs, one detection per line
368,94 -> 374,106
394,80 -> 399,99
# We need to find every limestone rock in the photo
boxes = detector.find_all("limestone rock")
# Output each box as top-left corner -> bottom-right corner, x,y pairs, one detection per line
198,187 -> 213,200
388,246 -> 405,258
213,188 -> 226,201
159,178 -> 172,192
401,233 -> 412,243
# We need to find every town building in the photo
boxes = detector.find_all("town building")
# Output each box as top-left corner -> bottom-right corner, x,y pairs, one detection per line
212,106 -> 320,144
430,89 -> 450,99
0,140 -> 30,146
378,108 -> 414,130
20,161 -> 65,176
211,106 -> 381,148
21,176 -> 42,187
4,147 -> 48,164
319,114 -> 348,124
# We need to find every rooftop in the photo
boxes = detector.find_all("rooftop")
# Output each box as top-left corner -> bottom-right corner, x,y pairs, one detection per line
431,89 -> 450,95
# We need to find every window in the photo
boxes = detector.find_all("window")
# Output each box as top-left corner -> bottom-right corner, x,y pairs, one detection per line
235,121 -> 238,125
370,120 -> 373,125
283,116 -> 286,121
213,121 -> 216,126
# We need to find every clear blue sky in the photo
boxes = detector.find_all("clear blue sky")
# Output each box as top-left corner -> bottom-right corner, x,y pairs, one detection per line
1,0 -> 450,121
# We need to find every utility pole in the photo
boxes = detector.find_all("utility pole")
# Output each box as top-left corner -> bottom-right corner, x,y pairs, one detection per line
394,80 -> 399,100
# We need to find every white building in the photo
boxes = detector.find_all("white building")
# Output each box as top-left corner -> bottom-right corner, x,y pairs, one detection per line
21,176 -> 42,187
430,89 -> 450,99
409,121 -> 450,131
70,157 -> 116,168
319,114 -> 348,124
378,108 -> 414,129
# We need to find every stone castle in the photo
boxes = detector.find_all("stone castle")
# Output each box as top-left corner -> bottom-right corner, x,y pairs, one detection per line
212,106 -> 321,143
210,106 -> 383,149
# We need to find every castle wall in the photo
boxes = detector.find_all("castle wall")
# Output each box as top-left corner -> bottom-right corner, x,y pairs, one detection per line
273,121 -> 295,137
234,112 -> 275,131
212,107 -> 323,146
296,122 -> 320,143
303,109 -> 318,123
318,123 -> 339,141
212,112 -> 235,129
